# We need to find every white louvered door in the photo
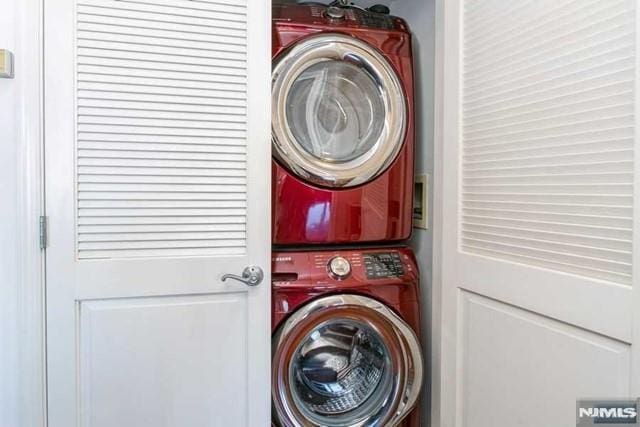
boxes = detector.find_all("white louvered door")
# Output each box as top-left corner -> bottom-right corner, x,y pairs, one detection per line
44,0 -> 270,426
437,1 -> 640,426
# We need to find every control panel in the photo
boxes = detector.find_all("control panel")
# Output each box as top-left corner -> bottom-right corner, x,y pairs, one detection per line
278,4 -> 399,30
273,249 -> 414,285
363,252 -> 405,279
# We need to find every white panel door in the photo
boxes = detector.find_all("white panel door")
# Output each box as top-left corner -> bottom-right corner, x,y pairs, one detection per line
44,0 -> 271,426
436,0 -> 640,426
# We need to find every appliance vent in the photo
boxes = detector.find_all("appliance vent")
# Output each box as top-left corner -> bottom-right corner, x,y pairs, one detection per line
461,0 -> 635,285
76,0 -> 248,259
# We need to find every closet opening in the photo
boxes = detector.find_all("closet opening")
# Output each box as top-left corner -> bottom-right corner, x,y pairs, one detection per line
269,1 -> 435,425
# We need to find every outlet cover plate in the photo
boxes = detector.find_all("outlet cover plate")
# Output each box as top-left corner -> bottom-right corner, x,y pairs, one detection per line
414,174 -> 429,230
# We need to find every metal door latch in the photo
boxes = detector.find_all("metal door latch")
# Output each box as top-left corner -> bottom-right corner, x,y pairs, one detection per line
222,266 -> 264,287
39,216 -> 48,249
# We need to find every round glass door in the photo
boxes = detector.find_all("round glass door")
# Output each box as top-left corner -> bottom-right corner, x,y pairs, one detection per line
287,61 -> 385,163
291,319 -> 392,425
272,34 -> 407,188
272,295 -> 423,427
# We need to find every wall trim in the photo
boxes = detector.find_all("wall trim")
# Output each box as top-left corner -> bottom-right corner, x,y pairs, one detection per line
16,0 -> 46,425
430,0 -> 444,425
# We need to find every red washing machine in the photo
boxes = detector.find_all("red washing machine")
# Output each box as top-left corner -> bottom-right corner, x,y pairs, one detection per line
272,247 -> 423,426
272,4 -> 415,245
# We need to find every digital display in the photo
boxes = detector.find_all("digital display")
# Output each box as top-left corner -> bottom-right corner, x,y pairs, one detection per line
363,252 -> 404,279
357,11 -> 394,29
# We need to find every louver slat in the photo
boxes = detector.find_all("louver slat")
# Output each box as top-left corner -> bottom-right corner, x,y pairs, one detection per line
461,0 -> 635,285
76,0 -> 248,259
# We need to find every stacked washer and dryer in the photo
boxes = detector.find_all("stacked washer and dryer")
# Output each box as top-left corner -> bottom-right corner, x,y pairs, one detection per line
271,3 -> 424,426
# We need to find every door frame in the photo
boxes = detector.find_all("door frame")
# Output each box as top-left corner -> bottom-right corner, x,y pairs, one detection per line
14,0 -> 46,426
430,0 -> 447,425
632,0 -> 640,401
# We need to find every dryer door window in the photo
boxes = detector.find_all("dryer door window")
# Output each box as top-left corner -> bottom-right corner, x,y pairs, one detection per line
286,60 -> 385,164
272,34 -> 407,188
272,295 -> 422,426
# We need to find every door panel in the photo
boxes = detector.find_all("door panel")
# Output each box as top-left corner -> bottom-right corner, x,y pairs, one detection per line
79,294 -> 248,427
460,292 -> 631,427
45,0 -> 270,425
437,0 -> 639,426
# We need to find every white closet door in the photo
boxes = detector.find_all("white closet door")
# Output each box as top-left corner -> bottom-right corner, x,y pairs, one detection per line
437,0 -> 640,426
44,0 -> 270,426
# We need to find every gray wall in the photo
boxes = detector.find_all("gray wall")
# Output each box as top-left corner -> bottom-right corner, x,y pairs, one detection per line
392,0 -> 436,425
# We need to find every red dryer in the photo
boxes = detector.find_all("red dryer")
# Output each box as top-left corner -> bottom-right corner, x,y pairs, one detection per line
272,4 -> 415,245
272,247 -> 423,426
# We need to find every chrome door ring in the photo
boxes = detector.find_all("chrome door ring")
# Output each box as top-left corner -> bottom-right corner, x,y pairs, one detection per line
272,34 -> 407,188
272,294 -> 423,427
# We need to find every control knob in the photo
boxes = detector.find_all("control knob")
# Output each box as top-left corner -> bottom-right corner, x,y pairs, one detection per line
328,256 -> 351,279
325,6 -> 346,20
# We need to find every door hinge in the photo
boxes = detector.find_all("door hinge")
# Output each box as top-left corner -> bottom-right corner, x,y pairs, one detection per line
39,216 -> 48,249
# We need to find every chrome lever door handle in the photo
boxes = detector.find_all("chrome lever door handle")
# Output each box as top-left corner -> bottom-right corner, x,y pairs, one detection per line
221,266 -> 264,287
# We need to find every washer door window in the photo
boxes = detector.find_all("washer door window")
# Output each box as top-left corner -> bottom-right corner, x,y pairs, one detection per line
272,295 -> 423,427
272,34 -> 407,188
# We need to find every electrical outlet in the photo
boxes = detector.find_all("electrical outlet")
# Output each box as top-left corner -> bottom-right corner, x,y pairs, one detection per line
0,50 -> 14,78
413,174 -> 428,229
